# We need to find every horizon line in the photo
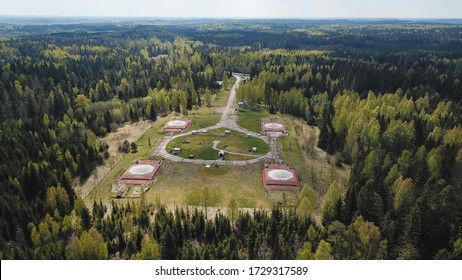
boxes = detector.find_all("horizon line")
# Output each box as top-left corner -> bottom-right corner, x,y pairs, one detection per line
1,15 -> 462,20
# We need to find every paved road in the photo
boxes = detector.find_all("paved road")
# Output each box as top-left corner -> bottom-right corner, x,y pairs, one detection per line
219,76 -> 240,124
153,75 -> 278,165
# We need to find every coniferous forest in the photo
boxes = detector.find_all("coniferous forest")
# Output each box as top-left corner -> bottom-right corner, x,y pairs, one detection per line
1,19 -> 462,260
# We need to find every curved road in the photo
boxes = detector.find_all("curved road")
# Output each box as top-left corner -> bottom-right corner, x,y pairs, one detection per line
153,74 -> 276,165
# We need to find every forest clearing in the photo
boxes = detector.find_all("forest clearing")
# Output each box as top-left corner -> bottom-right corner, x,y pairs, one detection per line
1,18 -> 461,260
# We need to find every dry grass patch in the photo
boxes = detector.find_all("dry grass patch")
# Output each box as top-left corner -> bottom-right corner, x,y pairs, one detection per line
280,116 -> 350,196
82,116 -> 170,204
76,120 -> 153,199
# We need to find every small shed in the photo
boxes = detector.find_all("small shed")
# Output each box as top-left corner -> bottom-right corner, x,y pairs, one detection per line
224,130 -> 231,135
173,147 -> 181,155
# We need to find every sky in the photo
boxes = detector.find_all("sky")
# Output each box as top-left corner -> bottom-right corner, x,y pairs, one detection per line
0,0 -> 461,19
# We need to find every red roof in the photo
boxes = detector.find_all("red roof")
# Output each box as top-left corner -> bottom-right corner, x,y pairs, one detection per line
117,159 -> 162,185
260,121 -> 286,133
163,119 -> 192,133
263,164 -> 301,191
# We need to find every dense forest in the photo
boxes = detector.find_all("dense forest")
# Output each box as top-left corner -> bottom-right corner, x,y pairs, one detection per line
1,19 -> 462,259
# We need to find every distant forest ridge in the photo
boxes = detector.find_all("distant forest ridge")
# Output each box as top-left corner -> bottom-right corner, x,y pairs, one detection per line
1,17 -> 460,28
2,18 -> 462,54
1,17 -> 462,25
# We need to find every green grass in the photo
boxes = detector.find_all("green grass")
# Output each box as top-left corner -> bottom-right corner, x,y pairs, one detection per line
167,128 -> 270,160
189,107 -> 221,130
88,160 -> 271,209
237,109 -> 271,133
280,134 -> 309,182
156,112 -> 218,133
168,131 -> 218,160
212,88 -> 230,107
212,76 -> 236,107
279,116 -> 311,184
216,131 -> 270,154
223,154 -> 256,161
146,162 -> 270,208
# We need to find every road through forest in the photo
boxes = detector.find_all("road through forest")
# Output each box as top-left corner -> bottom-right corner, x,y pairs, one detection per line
152,74 -> 281,165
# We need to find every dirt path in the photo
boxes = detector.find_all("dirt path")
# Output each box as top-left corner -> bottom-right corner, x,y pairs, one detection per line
74,120 -> 152,198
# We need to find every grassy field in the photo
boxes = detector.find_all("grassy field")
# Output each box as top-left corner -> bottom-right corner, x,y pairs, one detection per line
213,87 -> 231,107
84,116 -> 169,202
237,109 -> 271,133
189,107 -> 221,130
213,76 -> 236,107
279,121 -> 311,183
87,160 -> 271,209
167,128 -> 270,160
279,115 -> 350,196
144,162 -> 271,209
